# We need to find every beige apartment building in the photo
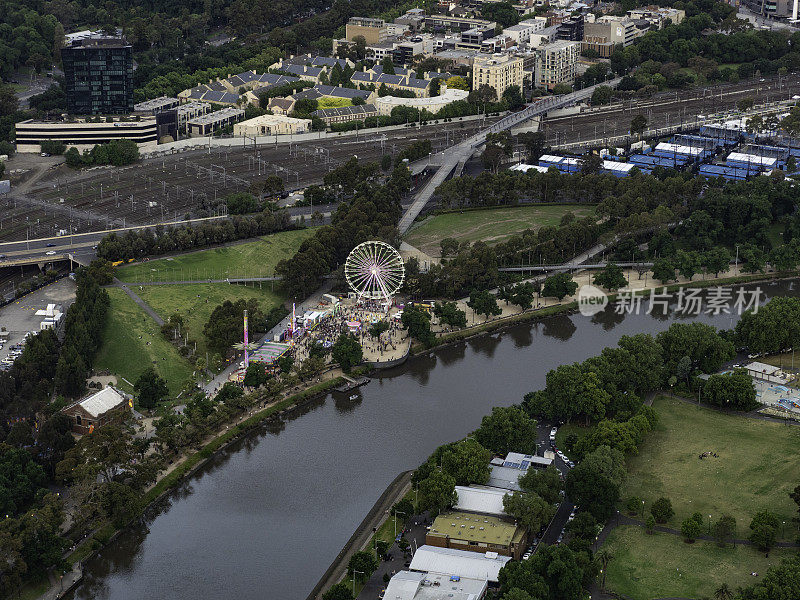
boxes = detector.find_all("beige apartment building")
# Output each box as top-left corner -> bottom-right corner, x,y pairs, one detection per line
472,54 -> 524,101
345,17 -> 388,44
535,40 -> 579,91
582,16 -> 638,58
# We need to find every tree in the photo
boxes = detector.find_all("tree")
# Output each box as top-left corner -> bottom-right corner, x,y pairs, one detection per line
593,263 -> 627,291
542,273 -> 578,301
441,438 -> 492,485
790,483 -> 800,519
502,85 -> 524,110
445,76 -> 468,91
630,114 -> 648,138
552,83 -> 573,95
503,491 -> 554,532
498,544 -> 586,600
297,356 -> 325,381
749,510 -> 780,551
467,289 -> 501,319
481,144 -> 506,173
134,368 -> 169,410
517,131 -> 545,161
243,362 -> 269,388
348,550 -> 378,580
645,514 -> 656,534
418,469 -> 457,513
580,153 -> 603,175
322,582 -> 354,600
702,369 -> 758,411
402,306 -> 435,346
519,465 -> 562,504
681,512 -> 704,542
433,301 -> 467,328
380,56 -> 395,75
566,512 -> 601,552
652,257 -> 675,284
474,406 -> 538,455
368,321 -> 389,338
703,247 -> 731,277
657,322 -> 734,376
504,589 -> 534,600
713,515 -> 736,547
565,446 -> 625,521
331,334 -> 362,373
591,85 -> 613,105
650,497 -> 674,524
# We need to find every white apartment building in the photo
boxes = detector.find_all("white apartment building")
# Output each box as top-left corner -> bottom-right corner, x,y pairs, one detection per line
535,40 -> 579,90
472,53 -> 525,101
502,17 -> 547,46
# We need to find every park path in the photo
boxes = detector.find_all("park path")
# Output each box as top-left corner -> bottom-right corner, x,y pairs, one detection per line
114,278 -> 165,325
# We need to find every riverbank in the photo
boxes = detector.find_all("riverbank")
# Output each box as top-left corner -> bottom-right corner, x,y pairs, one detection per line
34,372 -> 357,600
306,470 -> 413,600
409,269 -> 800,356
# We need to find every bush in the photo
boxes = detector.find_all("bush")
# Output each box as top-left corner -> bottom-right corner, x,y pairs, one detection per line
650,497 -> 674,524
645,514 -> 656,534
40,140 -> 66,155
625,496 -> 641,515
680,512 -> 705,542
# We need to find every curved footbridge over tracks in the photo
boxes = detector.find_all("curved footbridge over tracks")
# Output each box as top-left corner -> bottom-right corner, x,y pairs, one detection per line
397,79 -> 622,234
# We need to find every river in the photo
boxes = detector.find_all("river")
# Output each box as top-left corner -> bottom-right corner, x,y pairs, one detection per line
67,280 -> 796,600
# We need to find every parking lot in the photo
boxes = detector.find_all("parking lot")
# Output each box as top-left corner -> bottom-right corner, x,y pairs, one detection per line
0,277 -> 76,363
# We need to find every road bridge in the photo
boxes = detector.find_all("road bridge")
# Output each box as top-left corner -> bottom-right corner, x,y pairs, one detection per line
397,79 -> 622,233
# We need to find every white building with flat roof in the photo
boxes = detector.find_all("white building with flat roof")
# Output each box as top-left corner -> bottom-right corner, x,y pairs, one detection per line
454,486 -> 509,516
409,545 -> 511,584
374,86 -> 468,116
233,114 -> 311,137
383,570 -> 488,600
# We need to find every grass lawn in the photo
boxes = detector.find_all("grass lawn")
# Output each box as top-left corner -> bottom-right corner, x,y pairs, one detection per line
765,223 -> 785,249
116,228 -> 316,283
136,282 -> 284,360
602,526 -> 793,600
94,289 -> 194,396
318,97 -> 352,108
554,423 -> 590,453
404,205 -> 594,256
622,395 -> 800,538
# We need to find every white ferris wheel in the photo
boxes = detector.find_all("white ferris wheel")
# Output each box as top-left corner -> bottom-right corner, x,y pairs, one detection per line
344,241 -> 405,305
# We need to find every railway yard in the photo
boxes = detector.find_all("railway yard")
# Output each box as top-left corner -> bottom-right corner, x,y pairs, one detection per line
0,73 -> 797,246
0,119 -> 496,243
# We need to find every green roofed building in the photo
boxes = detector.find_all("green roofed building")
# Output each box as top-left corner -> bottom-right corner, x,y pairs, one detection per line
426,511 -> 527,560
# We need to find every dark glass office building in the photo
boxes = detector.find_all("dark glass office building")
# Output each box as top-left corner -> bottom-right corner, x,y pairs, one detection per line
62,37 -> 134,115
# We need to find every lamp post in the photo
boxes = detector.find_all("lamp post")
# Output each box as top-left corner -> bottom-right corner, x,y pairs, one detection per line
352,569 -> 364,597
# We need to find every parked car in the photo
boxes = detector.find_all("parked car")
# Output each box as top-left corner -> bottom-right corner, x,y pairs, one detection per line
522,552 -> 531,560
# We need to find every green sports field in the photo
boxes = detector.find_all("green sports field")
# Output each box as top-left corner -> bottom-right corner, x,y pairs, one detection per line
116,228 -> 316,283
622,395 -> 800,536
94,289 -> 194,396
403,205 -> 594,256
602,526 -> 793,600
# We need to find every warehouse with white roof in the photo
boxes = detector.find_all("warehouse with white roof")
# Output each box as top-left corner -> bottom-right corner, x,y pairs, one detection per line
409,545 -> 511,583
454,486 -> 509,516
